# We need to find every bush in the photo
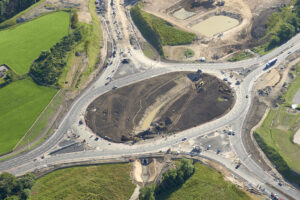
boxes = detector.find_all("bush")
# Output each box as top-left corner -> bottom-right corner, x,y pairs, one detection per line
139,185 -> 156,200
71,12 -> 78,29
156,159 -> 194,195
29,28 -> 82,86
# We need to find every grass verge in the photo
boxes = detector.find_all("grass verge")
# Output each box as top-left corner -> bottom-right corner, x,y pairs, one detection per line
0,79 -> 57,155
13,90 -> 64,150
142,42 -> 159,60
228,51 -> 254,62
130,2 -> 196,57
0,11 -> 70,74
75,0 -> 102,87
254,62 -> 300,186
158,162 -> 250,200
29,163 -> 135,200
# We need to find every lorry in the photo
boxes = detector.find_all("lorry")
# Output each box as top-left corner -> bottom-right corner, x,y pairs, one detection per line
263,58 -> 278,71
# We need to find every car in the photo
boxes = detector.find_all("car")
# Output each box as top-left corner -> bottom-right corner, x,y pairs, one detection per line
95,137 -> 99,141
245,95 -> 248,98
182,137 -> 187,141
216,149 -> 221,154
105,82 -> 109,86
223,78 -> 228,81
112,86 -> 117,90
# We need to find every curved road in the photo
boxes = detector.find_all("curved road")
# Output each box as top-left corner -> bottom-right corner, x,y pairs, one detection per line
1,1 -> 300,199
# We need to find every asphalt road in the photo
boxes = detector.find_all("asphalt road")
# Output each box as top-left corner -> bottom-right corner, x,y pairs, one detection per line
1,1 -> 300,199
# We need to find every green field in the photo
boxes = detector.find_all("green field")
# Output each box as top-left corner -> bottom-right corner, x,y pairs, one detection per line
0,11 -> 70,74
131,3 -> 196,56
254,63 -> 300,185
0,79 -> 57,155
159,162 -> 250,200
30,163 -> 135,200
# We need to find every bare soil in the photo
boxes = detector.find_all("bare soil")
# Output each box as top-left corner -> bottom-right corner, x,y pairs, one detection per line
243,97 -> 271,172
85,72 -> 234,143
17,0 -> 91,24
134,0 -> 291,61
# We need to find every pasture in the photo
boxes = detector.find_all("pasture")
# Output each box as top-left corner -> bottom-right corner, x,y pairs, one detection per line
0,11 -> 70,74
30,163 -> 135,200
0,79 -> 57,155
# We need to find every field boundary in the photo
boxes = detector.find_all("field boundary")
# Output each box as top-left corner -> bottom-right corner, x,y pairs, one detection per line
12,89 -> 62,151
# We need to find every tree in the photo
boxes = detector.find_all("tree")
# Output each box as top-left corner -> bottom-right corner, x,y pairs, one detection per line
179,159 -> 194,179
4,195 -> 19,200
18,173 -> 35,190
277,23 -> 296,42
20,189 -> 30,200
161,169 -> 177,188
0,172 -> 18,199
267,35 -> 280,50
139,185 -> 156,200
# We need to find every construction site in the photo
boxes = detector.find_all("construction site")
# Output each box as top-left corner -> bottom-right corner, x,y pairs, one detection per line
85,71 -> 234,143
135,0 -> 291,61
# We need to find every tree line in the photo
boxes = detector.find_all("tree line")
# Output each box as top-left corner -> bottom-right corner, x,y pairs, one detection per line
0,172 -> 36,200
0,0 -> 40,23
139,159 -> 195,200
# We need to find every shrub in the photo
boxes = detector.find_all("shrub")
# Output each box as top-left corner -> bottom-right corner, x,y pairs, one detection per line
29,28 -> 82,86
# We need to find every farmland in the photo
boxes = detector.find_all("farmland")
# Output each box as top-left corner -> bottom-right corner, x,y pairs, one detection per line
0,11 -> 70,74
158,162 -> 250,200
30,163 -> 135,200
0,79 -> 57,155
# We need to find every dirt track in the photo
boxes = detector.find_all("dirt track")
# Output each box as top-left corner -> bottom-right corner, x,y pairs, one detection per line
85,72 -> 234,142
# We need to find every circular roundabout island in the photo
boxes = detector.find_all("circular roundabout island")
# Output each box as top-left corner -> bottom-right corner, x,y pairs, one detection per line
85,71 -> 235,143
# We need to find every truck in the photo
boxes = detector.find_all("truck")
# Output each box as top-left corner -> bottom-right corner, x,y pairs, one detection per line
263,58 -> 278,71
